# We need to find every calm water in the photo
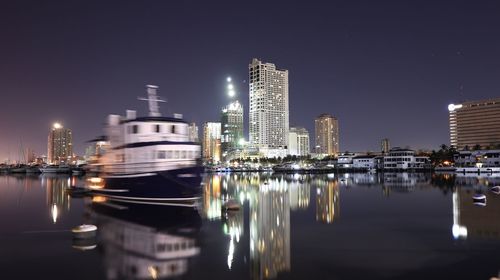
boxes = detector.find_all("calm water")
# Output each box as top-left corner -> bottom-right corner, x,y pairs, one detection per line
1,172 -> 499,279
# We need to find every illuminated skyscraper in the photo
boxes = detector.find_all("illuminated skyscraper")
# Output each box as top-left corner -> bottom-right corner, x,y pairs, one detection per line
47,123 -> 72,164
202,122 -> 221,162
314,114 -> 339,156
381,138 -> 390,154
288,127 -> 310,156
221,100 -> 244,158
188,122 -> 199,142
448,98 -> 500,149
249,58 -> 289,157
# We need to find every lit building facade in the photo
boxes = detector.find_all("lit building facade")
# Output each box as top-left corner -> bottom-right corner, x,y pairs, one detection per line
314,114 -> 339,156
381,138 -> 390,154
249,58 -> 289,157
221,101 -> 244,158
202,122 -> 221,162
47,123 -> 72,164
288,127 -> 310,156
448,98 -> 500,150
187,122 -> 199,143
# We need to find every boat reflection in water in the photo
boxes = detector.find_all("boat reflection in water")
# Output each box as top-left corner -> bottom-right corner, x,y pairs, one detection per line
88,200 -> 201,279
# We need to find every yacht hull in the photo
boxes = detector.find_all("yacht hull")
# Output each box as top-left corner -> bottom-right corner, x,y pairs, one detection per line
90,166 -> 204,206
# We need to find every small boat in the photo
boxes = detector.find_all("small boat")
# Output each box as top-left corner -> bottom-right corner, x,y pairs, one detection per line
491,186 -> 500,195
26,166 -> 41,173
10,165 -> 27,173
222,200 -> 241,211
72,224 -> 97,239
472,194 -> 487,206
40,164 -> 71,174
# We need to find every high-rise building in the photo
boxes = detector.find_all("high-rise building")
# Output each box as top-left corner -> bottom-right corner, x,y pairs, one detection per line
381,138 -> 391,154
249,58 -> 289,157
47,123 -> 72,164
314,114 -> 339,156
221,100 -> 244,157
188,122 -> 199,143
448,98 -> 500,150
288,127 -> 310,156
202,122 -> 221,162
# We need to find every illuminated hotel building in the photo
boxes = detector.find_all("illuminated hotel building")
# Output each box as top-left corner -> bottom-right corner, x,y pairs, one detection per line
187,122 -> 199,143
47,123 -> 72,164
249,58 -> 289,157
314,114 -> 339,156
202,122 -> 221,162
448,98 -> 500,150
221,101 -> 244,158
288,127 -> 310,156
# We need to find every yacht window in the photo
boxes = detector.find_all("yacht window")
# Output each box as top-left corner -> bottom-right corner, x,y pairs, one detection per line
157,244 -> 166,252
154,124 -> 160,133
167,150 -> 173,159
166,244 -> 172,251
132,125 -> 139,134
181,151 -> 187,159
158,151 -> 166,159
174,151 -> 180,159
171,125 -> 176,134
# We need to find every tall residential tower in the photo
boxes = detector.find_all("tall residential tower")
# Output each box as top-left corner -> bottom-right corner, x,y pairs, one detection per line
314,114 -> 339,156
47,123 -> 72,164
249,58 -> 289,157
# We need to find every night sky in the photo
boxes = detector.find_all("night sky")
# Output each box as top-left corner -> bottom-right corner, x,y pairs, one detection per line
1,0 -> 499,161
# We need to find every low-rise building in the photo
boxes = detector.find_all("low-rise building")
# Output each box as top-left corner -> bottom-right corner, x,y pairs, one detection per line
382,148 -> 431,170
454,150 -> 500,168
353,155 -> 377,169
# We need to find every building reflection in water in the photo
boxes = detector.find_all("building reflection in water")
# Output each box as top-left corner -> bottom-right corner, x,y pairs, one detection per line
89,201 -> 201,279
452,175 -> 500,240
41,174 -> 72,223
203,174 -> 294,279
250,178 -> 291,280
315,178 -> 340,224
381,173 -> 430,196
288,174 -> 310,210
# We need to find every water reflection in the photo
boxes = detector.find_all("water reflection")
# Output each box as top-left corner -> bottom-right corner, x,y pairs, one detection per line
315,179 -> 339,224
89,202 -> 201,279
41,174 -> 73,223
453,175 -> 500,240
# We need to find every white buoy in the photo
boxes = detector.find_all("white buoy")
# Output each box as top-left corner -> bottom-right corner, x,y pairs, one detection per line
72,224 -> 97,239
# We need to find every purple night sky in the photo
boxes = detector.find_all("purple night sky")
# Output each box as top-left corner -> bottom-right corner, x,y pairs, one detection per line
1,1 -> 499,161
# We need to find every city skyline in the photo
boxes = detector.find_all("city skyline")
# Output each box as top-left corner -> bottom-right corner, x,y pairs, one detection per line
1,1 -> 499,160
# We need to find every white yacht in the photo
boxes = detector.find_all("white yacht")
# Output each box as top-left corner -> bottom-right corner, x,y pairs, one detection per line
89,85 -> 203,205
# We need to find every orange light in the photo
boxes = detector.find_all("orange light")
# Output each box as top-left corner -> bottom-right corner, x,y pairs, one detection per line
89,177 -> 103,184
92,196 -> 107,203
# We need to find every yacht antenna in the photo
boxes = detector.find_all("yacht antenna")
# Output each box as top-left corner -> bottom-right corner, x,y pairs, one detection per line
138,85 -> 166,117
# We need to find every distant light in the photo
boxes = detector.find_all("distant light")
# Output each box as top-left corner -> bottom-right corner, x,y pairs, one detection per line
448,104 -> 463,112
227,84 -> 234,90
228,90 -> 235,97
227,77 -> 232,82
53,123 -> 62,129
